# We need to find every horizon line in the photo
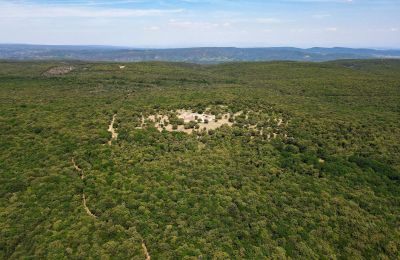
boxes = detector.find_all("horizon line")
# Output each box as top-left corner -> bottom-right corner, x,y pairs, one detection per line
1,43 -> 399,50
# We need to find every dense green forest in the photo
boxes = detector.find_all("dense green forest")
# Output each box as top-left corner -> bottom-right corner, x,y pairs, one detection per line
0,60 -> 399,259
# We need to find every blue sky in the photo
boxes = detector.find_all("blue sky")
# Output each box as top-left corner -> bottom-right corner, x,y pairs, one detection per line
0,0 -> 399,48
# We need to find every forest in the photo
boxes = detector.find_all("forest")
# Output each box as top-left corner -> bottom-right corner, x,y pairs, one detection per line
0,59 -> 399,259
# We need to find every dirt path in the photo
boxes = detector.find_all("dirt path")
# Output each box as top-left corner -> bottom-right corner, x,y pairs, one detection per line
72,158 -> 84,180
142,241 -> 151,260
108,114 -> 118,145
82,193 -> 97,218
72,158 -> 151,258
71,159 -> 97,218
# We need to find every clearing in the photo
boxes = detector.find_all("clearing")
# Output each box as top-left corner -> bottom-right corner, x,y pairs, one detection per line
43,66 -> 74,76
136,108 -> 285,138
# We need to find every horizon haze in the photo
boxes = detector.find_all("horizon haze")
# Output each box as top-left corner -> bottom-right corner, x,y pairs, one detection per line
1,44 -> 400,63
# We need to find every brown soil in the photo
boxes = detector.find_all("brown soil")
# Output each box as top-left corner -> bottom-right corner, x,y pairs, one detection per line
138,109 -> 288,142
82,193 -> 97,218
142,241 -> 151,260
146,110 -> 235,134
108,114 -> 118,145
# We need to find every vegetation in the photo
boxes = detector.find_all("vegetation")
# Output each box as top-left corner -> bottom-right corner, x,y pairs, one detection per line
0,60 -> 399,259
2,44 -> 400,63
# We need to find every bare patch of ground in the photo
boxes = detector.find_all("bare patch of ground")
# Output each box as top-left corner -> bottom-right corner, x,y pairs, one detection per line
135,107 -> 288,140
108,114 -> 118,145
142,241 -> 151,260
43,66 -> 74,77
138,109 -> 234,134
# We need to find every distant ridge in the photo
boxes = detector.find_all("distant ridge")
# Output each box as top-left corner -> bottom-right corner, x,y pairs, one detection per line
1,44 -> 399,63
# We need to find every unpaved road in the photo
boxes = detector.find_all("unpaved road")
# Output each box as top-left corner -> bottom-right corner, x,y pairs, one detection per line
82,193 -> 97,218
108,114 -> 118,145
72,159 -> 97,218
72,158 -> 150,259
72,158 -> 84,180
142,241 -> 151,260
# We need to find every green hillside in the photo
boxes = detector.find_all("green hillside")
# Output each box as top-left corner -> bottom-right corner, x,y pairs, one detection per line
1,60 -> 399,259
1,45 -> 400,63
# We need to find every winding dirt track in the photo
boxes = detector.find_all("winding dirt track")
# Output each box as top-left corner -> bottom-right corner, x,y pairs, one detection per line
72,158 -> 84,180
142,241 -> 151,260
108,114 -> 118,145
70,112 -> 151,259
82,193 -> 97,218
71,159 -> 97,218
71,154 -> 151,258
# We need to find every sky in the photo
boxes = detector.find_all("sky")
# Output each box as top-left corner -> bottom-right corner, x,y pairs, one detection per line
0,0 -> 399,48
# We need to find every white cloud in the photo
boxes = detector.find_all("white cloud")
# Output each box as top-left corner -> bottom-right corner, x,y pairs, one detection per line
0,2 -> 183,18
283,0 -> 353,2
168,19 -> 231,29
312,14 -> 331,19
325,27 -> 338,32
0,0 -> 398,48
256,18 -> 282,24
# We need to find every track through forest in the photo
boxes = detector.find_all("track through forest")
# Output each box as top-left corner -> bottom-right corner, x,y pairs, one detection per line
108,114 -> 118,145
71,159 -> 97,218
71,157 -> 151,258
4,60 -> 399,258
71,115 -> 151,259
142,241 -> 151,260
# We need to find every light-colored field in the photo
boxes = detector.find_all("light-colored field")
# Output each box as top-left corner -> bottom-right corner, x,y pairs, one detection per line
135,108 -> 286,139
139,109 -> 234,134
43,66 -> 74,76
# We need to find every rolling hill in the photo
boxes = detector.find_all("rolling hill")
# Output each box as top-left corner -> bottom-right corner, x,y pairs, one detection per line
1,59 -> 399,259
1,44 -> 400,63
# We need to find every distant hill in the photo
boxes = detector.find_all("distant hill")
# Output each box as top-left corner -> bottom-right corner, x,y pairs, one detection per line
1,44 -> 399,63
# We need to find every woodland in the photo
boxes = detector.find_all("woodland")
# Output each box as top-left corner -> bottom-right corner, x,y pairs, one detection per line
0,60 -> 399,259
